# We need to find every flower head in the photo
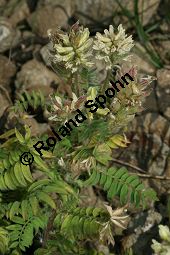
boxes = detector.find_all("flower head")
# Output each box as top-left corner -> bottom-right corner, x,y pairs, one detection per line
93,24 -> 134,69
99,204 -> 129,246
71,156 -> 96,178
104,204 -> 129,229
48,21 -> 94,73
48,92 -> 86,122
108,66 -> 155,132
152,225 -> 170,254
151,239 -> 162,254
159,225 -> 170,242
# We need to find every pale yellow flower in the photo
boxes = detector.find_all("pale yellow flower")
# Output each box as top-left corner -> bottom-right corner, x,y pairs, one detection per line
151,240 -> 162,254
93,24 -> 134,69
48,22 -> 94,73
159,225 -> 170,242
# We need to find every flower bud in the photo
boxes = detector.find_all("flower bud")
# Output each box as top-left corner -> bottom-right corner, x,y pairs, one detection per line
159,225 -> 170,242
87,87 -> 97,100
77,28 -> 90,47
151,239 -> 162,253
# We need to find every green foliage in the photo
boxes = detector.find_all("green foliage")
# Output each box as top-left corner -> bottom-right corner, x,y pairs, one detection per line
0,126 -> 76,253
34,239 -> 106,255
0,227 -> 9,254
12,91 -> 45,114
122,248 -> 133,255
83,167 -> 157,207
54,206 -> 108,239
80,68 -> 99,89
6,214 -> 46,252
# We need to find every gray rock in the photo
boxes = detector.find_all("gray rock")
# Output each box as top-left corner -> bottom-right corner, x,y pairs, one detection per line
115,112 -> 170,194
157,68 -> 170,88
164,107 -> 170,119
37,0 -> 74,17
0,55 -> 16,89
131,43 -> 156,74
27,5 -> 68,38
0,17 -> 20,52
74,0 -> 160,26
21,117 -> 49,137
40,43 -> 53,67
0,90 -> 11,118
156,81 -> 170,114
16,59 -> 60,96
8,0 -> 30,27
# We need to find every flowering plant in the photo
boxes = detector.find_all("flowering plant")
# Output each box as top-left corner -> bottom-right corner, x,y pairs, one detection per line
0,22 -> 157,255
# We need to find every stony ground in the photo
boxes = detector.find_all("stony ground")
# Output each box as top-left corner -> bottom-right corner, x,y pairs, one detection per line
0,0 -> 170,254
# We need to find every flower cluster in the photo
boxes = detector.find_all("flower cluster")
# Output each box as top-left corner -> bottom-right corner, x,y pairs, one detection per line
48,22 -> 94,73
99,205 -> 129,246
48,93 -> 86,122
93,24 -> 134,70
152,225 -> 170,254
108,67 -> 154,132
48,23 -> 134,74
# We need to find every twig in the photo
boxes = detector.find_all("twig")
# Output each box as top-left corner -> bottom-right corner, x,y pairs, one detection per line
111,158 -> 170,181
132,173 -> 170,181
112,158 -> 146,173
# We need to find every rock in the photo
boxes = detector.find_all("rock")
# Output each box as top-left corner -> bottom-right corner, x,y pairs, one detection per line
130,52 -> 155,75
149,134 -> 169,176
122,43 -> 156,77
115,112 -> 170,194
21,117 -> 49,137
40,43 -> 53,67
156,41 -> 170,65
123,209 -> 162,255
74,0 -> 160,26
27,5 -> 68,38
164,107 -> 170,119
0,17 -> 20,52
74,0 -> 120,26
156,89 -> 170,115
80,187 -> 98,207
134,113 -> 170,178
16,59 -> 60,96
8,0 -> 30,27
0,55 -> 16,89
1,0 -> 29,26
143,90 -> 158,112
132,43 -> 156,74
156,68 -> 170,114
157,68 -> 170,88
166,155 -> 170,178
37,0 -> 74,17
0,0 -> 6,8
125,0 -> 160,26
0,90 -> 11,118
149,115 -> 170,145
